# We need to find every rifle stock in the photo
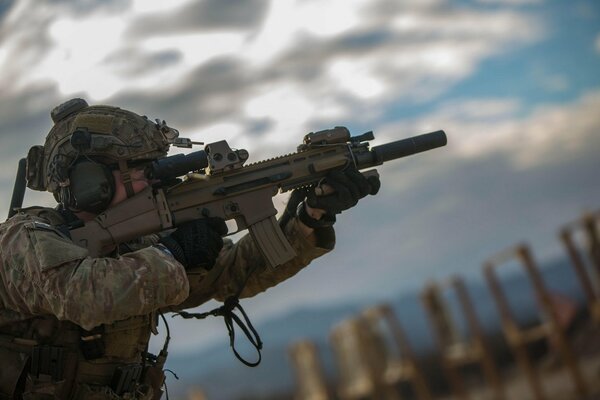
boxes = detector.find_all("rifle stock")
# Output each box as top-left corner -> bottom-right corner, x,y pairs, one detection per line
70,128 -> 447,267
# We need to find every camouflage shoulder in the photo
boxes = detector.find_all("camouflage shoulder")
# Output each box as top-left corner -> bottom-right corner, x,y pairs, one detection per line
11,206 -> 66,226
1,211 -> 88,273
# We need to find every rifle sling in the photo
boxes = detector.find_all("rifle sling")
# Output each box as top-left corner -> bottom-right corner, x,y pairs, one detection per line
174,250 -> 264,367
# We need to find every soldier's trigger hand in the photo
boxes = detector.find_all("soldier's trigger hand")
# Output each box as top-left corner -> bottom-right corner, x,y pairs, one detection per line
160,217 -> 228,269
306,168 -> 380,215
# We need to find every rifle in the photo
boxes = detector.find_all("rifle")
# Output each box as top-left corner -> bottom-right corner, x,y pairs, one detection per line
69,127 -> 447,267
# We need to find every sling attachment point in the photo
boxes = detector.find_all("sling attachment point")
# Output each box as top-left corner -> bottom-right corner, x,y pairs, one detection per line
174,296 -> 263,367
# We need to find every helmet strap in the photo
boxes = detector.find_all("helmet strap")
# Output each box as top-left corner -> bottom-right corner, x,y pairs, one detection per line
118,159 -> 135,198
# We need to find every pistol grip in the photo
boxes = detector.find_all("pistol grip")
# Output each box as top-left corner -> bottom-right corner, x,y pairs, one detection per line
249,215 -> 296,268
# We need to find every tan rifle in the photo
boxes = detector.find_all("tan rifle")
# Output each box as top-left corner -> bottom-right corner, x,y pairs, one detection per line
69,127 -> 447,267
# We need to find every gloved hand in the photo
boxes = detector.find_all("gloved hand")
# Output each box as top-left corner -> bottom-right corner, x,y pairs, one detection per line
291,168 -> 380,229
160,217 -> 228,269
306,168 -> 380,215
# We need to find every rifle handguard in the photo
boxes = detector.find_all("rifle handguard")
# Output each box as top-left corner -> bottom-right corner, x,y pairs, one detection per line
296,201 -> 336,229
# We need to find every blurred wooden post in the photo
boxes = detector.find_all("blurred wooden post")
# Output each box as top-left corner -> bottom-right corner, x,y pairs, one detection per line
582,211 -> 600,275
484,251 -> 545,400
360,304 -> 432,400
330,318 -> 381,400
421,281 -> 468,399
452,276 -> 505,400
518,245 -> 588,397
484,243 -> 589,400
421,279 -> 504,400
289,340 -> 331,400
560,210 -> 600,322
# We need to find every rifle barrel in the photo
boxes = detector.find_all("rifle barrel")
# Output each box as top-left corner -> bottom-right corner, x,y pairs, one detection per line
371,130 -> 447,163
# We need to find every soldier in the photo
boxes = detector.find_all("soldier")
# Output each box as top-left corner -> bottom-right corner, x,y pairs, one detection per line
0,99 -> 380,399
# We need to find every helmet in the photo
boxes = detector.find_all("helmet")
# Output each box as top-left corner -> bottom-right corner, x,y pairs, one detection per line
26,98 -> 180,213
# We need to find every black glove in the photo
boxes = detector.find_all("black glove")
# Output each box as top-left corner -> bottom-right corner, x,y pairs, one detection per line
306,168 -> 380,215
291,168 -> 380,229
160,217 -> 228,269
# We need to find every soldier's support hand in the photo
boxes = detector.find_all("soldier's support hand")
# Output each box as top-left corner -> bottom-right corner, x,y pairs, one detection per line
160,217 -> 228,269
295,168 -> 380,229
307,168 -> 380,214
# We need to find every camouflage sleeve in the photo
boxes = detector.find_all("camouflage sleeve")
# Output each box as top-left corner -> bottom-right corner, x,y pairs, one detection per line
172,217 -> 335,310
0,215 -> 189,330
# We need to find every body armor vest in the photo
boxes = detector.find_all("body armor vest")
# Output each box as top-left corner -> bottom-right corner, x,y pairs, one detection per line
0,208 -> 165,400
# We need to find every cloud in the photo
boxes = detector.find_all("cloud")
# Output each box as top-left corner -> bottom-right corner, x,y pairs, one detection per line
425,98 -> 521,121
0,84 -> 60,159
512,91 -> 600,165
107,56 -> 253,131
596,33 -> 600,53
101,2 -> 544,163
247,5 -> 544,101
475,0 -> 542,5
0,0 -> 134,99
0,0 -> 14,21
0,0 -> 546,139
127,0 -> 269,37
0,1 -> 55,92
370,90 -> 600,206
46,0 -> 130,16
101,47 -> 182,77
35,15 -> 132,98
529,65 -> 569,93
409,90 -> 600,169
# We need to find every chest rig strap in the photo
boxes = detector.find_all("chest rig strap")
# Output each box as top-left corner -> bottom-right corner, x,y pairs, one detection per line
0,313 -> 157,399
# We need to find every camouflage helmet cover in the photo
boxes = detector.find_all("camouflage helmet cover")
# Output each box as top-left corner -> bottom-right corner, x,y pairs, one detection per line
26,98 -> 179,193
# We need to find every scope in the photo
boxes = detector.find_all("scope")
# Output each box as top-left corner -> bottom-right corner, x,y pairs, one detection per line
149,150 -> 209,180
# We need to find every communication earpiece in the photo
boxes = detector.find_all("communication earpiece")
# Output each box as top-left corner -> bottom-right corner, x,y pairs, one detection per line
68,160 -> 115,214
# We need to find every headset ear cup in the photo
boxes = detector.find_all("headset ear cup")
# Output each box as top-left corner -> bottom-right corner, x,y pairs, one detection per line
69,161 -> 115,213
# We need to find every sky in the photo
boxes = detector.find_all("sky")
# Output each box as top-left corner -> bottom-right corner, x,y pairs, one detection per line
1,0 -> 600,356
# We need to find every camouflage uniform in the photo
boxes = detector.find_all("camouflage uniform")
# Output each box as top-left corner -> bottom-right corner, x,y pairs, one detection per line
0,205 -> 334,399
0,99 -> 335,399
